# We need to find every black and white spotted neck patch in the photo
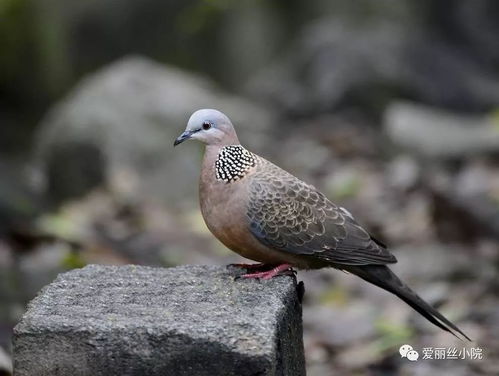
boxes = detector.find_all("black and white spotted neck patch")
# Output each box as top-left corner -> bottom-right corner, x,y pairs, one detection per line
215,145 -> 257,183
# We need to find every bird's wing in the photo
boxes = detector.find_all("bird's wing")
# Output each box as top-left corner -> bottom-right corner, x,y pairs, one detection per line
246,161 -> 397,266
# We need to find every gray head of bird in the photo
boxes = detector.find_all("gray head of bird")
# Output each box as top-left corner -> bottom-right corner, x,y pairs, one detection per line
174,109 -> 240,147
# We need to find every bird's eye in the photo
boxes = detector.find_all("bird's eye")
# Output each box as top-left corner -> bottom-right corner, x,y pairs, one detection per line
202,121 -> 212,130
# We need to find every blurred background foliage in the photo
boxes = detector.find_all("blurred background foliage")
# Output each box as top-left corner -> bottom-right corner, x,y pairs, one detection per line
1,0 -> 499,375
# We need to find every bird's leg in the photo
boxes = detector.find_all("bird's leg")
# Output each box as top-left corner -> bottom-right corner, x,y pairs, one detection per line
239,263 -> 294,280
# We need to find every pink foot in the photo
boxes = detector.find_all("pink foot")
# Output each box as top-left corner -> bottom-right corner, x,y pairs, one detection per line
239,264 -> 294,280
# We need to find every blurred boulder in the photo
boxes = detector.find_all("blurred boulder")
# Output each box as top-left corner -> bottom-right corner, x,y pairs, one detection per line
445,1 -> 499,68
0,347 -> 12,376
0,161 -> 41,237
43,141 -> 106,205
247,7 -> 499,115
385,102 -> 499,159
429,163 -> 499,242
385,102 -> 499,241
34,56 -> 275,207
17,243 -> 70,300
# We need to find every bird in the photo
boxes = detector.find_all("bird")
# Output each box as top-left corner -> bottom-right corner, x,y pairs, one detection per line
174,108 -> 470,341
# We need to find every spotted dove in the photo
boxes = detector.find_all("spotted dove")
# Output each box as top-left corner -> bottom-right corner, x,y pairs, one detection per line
174,109 -> 470,340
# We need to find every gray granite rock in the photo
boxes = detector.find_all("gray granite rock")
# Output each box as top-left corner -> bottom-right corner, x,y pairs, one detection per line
13,264 -> 305,376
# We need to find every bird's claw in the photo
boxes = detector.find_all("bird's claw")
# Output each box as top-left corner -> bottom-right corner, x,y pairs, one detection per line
235,263 -> 294,281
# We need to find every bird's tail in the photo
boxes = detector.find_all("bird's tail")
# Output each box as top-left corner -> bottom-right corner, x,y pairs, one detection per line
346,264 -> 470,341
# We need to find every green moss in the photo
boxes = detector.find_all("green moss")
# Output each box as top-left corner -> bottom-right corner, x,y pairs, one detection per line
61,250 -> 86,270
373,319 -> 414,352
328,174 -> 362,200
489,108 -> 499,131
36,213 -> 79,242
318,285 -> 349,306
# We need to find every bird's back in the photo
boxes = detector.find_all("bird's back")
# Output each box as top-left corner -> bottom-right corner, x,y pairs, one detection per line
246,152 -> 397,267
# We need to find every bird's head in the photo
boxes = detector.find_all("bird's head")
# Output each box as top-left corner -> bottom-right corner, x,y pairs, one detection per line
174,109 -> 240,147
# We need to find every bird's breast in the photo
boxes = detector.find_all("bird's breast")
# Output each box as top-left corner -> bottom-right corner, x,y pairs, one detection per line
198,147 -> 317,266
198,164 -> 283,263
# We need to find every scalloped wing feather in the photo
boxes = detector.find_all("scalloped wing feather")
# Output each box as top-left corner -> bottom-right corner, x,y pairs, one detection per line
247,160 -> 397,266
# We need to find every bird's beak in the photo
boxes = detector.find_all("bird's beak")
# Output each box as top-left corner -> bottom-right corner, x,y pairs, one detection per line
174,130 -> 194,147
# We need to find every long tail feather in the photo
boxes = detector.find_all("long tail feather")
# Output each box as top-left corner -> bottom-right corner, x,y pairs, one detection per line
346,265 -> 471,341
